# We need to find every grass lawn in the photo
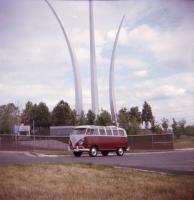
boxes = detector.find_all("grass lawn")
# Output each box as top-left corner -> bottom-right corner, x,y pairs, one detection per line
175,136 -> 194,149
0,164 -> 193,200
30,150 -> 70,156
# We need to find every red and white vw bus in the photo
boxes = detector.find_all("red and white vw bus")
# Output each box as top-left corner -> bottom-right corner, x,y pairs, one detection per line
69,125 -> 129,157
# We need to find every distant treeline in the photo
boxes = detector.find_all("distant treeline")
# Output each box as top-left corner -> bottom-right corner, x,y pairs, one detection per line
0,100 -> 193,137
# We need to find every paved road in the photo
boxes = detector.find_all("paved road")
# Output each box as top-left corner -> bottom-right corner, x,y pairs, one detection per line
0,149 -> 194,175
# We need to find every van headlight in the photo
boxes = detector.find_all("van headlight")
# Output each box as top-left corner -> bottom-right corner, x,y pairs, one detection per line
78,139 -> 84,146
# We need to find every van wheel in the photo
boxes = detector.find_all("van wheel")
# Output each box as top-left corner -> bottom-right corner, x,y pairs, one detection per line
73,152 -> 82,157
89,146 -> 98,157
101,151 -> 109,156
116,147 -> 124,156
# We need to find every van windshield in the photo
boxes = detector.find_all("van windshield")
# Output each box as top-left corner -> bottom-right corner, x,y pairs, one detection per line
73,128 -> 86,135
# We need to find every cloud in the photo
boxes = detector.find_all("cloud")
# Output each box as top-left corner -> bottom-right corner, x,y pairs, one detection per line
133,70 -> 148,77
0,0 -> 194,124
118,24 -> 194,71
115,56 -> 147,69
114,72 -> 194,123
135,84 -> 186,101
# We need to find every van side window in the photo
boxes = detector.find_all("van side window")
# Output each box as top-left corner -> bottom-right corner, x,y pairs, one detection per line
93,129 -> 99,135
90,129 -> 94,135
86,129 -> 90,135
119,130 -> 124,136
86,129 -> 94,135
74,128 -> 86,135
99,129 -> 106,135
113,130 -> 119,136
106,129 -> 112,135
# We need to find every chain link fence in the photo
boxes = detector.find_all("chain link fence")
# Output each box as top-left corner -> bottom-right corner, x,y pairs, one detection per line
128,134 -> 174,150
0,133 -> 174,151
0,135 -> 69,151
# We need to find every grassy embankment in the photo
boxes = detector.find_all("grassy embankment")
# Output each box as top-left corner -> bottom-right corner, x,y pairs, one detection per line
175,136 -> 194,149
0,164 -> 193,200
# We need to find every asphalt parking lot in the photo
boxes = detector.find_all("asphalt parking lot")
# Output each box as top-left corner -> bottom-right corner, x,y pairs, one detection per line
0,149 -> 194,175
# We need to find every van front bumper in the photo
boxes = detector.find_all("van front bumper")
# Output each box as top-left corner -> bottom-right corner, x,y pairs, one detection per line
73,146 -> 90,152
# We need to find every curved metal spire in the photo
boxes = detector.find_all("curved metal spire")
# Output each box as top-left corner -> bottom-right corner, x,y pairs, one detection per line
89,0 -> 99,115
44,0 -> 83,114
109,16 -> 125,124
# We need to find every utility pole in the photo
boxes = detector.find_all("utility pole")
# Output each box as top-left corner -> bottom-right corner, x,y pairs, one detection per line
33,120 -> 35,150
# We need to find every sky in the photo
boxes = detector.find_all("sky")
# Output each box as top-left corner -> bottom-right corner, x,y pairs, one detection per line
0,0 -> 194,125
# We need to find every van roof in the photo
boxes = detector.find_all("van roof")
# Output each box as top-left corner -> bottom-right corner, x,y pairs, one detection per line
75,125 -> 124,130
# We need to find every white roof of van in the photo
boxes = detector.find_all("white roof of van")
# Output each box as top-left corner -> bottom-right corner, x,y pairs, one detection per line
75,125 -> 124,130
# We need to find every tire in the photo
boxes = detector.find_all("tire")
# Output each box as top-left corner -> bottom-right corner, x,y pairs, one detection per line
116,147 -> 124,156
73,151 -> 82,157
101,151 -> 109,156
89,146 -> 98,157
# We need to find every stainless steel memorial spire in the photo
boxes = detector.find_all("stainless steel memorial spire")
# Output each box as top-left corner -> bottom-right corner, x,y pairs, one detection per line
89,0 -> 99,115
45,0 -> 124,118
45,0 -> 83,114
109,16 -> 125,124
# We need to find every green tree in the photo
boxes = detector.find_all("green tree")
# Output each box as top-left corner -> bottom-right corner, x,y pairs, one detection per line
77,111 -> 87,125
151,117 -> 156,132
118,107 -> 130,132
128,106 -> 141,134
171,118 -> 178,135
31,104 -> 38,128
128,117 -> 140,135
71,109 -> 77,126
21,101 -> 33,125
96,110 -> 113,126
86,110 -> 96,125
178,119 -> 186,130
129,106 -> 141,123
0,103 -> 19,134
21,101 -> 39,130
177,119 -> 186,137
118,107 -> 142,135
51,100 -> 74,126
155,122 -> 163,134
36,102 -> 50,130
141,101 -> 154,129
150,118 -> 161,134
171,118 -> 185,138
161,118 -> 169,132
